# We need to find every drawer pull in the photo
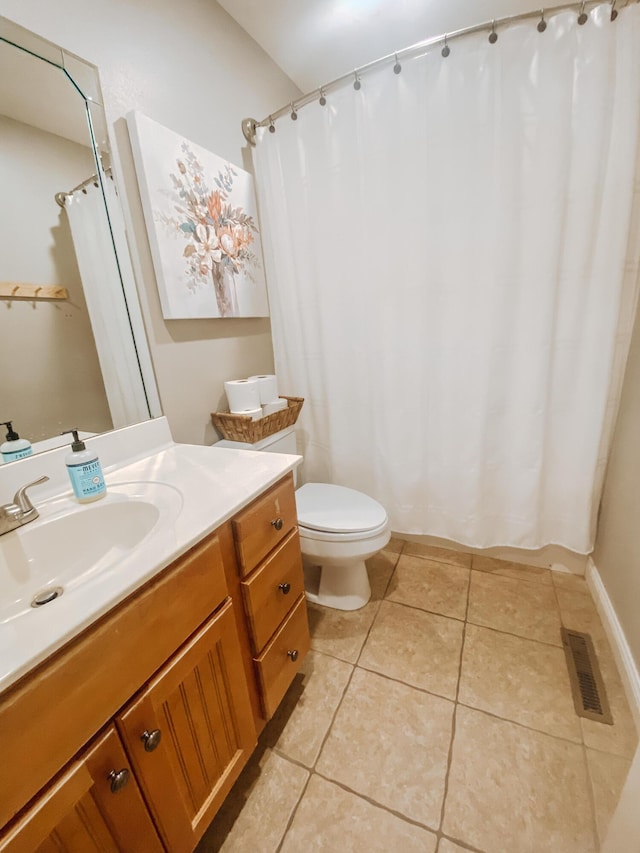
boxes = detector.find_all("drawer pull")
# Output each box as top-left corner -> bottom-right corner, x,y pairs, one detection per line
287,649 -> 299,662
271,517 -> 284,531
141,728 -> 162,752
108,768 -> 130,793
278,582 -> 291,595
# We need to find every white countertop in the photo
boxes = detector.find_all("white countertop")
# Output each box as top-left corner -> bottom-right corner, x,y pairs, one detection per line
0,418 -> 301,694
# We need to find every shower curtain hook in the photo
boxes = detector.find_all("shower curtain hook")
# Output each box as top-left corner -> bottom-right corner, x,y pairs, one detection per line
393,54 -> 402,74
353,70 -> 362,90
537,9 -> 547,32
290,103 -> 298,121
268,116 -> 276,134
610,0 -> 618,21
577,1 -> 589,24
488,20 -> 498,43
441,35 -> 451,57
319,88 -> 327,106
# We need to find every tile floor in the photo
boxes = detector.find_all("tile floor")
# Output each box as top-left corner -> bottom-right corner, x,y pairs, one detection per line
197,541 -> 638,852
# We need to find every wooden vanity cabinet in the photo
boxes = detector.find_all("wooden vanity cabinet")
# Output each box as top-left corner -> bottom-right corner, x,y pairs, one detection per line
0,472 -> 310,852
233,474 -> 310,720
116,600 -> 255,853
0,726 -> 163,853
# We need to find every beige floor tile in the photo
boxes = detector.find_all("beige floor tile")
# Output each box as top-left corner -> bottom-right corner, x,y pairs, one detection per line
551,570 -> 589,593
307,549 -> 396,663
196,749 -> 308,853
467,571 -> 562,645
472,554 -> 552,585
386,555 -> 469,620
316,668 -> 453,828
385,536 -> 405,554
556,588 -> 612,663
438,840 -> 473,853
586,748 -> 633,845
264,650 -> 353,767
280,775 -> 437,852
359,601 -> 463,699
443,706 -> 596,853
458,623 -> 581,742
401,541 -> 471,568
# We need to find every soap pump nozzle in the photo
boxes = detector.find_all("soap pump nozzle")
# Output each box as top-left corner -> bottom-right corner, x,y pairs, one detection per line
1,421 -> 20,441
61,428 -> 86,452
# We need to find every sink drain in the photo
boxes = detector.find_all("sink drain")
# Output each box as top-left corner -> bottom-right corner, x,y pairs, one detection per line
31,587 -> 64,608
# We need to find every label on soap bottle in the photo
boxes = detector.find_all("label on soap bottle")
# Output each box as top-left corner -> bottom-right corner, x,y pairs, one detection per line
67,458 -> 106,500
1,446 -> 33,463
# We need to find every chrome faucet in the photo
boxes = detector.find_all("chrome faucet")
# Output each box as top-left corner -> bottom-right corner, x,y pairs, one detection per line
0,476 -> 50,536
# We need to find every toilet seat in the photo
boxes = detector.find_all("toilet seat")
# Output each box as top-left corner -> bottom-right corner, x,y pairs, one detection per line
295,483 -> 388,535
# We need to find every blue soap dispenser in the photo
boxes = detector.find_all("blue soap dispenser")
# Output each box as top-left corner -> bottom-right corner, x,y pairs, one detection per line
0,421 -> 33,463
63,429 -> 106,502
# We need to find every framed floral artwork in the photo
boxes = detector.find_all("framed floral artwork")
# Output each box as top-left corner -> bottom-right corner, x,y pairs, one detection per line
127,111 -> 269,318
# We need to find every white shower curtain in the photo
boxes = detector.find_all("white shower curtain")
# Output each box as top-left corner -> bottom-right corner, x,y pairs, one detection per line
254,4 -> 640,553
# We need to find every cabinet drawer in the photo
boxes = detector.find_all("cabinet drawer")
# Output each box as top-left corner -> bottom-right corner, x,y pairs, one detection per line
241,530 -> 304,653
233,475 -> 297,577
254,595 -> 310,718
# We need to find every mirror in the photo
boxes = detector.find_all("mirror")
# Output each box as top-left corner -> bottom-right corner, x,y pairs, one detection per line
0,16 -> 156,460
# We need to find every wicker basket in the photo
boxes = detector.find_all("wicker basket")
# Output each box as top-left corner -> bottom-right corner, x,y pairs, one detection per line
211,396 -> 304,443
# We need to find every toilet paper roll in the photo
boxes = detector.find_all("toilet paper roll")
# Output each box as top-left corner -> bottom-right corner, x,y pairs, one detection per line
248,374 -> 279,405
262,399 -> 288,416
230,406 -> 263,420
224,378 -> 260,412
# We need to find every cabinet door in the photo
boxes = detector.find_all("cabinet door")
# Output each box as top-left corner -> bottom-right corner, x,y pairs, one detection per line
116,600 -> 256,853
0,726 -> 163,853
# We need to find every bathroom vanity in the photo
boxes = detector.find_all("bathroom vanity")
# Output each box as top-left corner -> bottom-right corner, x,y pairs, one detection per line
0,421 -> 309,852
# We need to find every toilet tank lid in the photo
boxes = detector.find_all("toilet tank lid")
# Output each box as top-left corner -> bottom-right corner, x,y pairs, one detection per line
295,483 -> 388,534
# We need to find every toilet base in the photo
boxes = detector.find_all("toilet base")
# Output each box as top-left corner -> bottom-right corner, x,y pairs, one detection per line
303,560 -> 371,611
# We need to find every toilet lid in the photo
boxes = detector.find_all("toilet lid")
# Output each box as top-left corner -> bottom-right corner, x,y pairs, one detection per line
295,483 -> 387,534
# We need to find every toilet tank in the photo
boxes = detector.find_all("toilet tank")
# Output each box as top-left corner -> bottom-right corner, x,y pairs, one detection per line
213,426 -> 299,483
213,425 -> 297,454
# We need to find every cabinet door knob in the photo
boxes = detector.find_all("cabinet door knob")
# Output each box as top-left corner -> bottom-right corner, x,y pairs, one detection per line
141,728 -> 162,752
287,649 -> 299,662
271,517 -> 284,531
278,582 -> 291,595
108,768 -> 130,793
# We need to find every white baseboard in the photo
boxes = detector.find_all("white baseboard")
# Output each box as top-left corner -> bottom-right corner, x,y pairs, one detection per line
587,558 -> 640,730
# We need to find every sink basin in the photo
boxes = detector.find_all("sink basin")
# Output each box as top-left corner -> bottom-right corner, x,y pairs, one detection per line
0,481 -> 183,624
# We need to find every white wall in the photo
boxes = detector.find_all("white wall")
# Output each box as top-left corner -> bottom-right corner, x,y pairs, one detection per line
594,299 -> 640,671
0,115 -> 112,441
2,0 -> 301,446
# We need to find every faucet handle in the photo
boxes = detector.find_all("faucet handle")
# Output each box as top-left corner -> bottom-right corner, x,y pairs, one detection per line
13,476 -> 50,513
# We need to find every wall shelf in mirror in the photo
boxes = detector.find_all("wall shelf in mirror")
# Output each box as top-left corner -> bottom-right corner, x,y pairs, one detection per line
0,283 -> 69,301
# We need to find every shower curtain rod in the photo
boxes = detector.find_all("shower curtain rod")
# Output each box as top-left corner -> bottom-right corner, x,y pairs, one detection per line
241,0 -> 635,144
55,168 -> 113,208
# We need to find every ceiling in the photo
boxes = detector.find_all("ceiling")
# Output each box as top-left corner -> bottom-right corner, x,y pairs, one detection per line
218,0 -> 569,95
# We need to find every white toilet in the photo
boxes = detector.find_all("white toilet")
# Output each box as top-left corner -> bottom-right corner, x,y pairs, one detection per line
215,427 -> 390,610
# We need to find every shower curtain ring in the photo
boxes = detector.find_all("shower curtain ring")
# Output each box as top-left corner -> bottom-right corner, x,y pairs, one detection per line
353,70 -> 362,90
393,54 -> 402,74
290,103 -> 298,121
319,88 -> 327,106
268,116 -> 276,133
488,20 -> 498,43
441,35 -> 451,57
537,9 -> 547,32
610,0 -> 618,21
577,1 -> 589,25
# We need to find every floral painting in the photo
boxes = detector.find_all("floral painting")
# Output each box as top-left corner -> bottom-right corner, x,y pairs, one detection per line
127,111 -> 269,318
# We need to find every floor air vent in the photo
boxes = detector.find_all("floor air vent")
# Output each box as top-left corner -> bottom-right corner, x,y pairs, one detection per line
561,628 -> 613,725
